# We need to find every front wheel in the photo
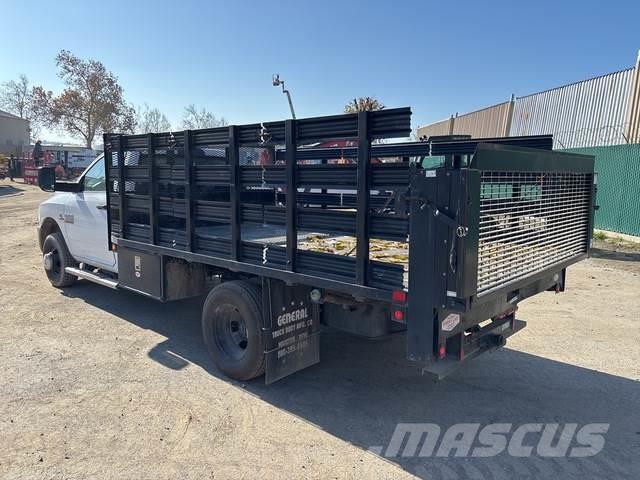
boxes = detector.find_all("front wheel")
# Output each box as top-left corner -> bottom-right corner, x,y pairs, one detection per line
202,281 -> 265,381
42,232 -> 77,288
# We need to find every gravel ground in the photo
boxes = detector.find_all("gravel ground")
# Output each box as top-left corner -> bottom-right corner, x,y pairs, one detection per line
1,180 -> 639,479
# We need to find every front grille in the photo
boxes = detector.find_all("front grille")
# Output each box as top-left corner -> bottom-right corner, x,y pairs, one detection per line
477,171 -> 592,295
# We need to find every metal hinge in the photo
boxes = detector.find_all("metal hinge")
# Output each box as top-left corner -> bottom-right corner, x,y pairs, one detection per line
404,194 -> 467,237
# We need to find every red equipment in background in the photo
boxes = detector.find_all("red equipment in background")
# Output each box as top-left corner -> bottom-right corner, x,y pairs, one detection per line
21,151 -> 55,185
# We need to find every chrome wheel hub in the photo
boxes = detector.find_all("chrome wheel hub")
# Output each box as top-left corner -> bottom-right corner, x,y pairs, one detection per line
43,252 -> 55,271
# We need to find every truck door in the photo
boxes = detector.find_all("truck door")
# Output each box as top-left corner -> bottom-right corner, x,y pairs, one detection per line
63,156 -> 117,270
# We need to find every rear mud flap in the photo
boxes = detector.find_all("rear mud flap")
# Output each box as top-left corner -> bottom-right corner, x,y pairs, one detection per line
262,279 -> 320,384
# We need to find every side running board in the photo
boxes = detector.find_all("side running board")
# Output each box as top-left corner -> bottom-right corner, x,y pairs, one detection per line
65,267 -> 118,289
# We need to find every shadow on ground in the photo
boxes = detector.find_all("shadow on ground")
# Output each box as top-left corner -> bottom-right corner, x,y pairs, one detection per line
590,246 -> 640,263
62,282 -> 640,479
0,183 -> 25,197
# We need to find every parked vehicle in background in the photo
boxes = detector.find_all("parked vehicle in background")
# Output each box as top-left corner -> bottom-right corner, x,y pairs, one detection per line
36,107 -> 597,384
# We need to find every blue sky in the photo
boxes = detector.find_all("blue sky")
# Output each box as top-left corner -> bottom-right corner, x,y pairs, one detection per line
2,0 -> 639,139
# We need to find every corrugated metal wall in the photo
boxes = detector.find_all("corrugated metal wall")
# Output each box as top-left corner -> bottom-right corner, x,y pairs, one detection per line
451,101 -> 514,138
416,101 -> 514,139
416,51 -> 640,148
564,143 -> 640,236
416,117 -> 453,139
625,54 -> 640,144
511,68 -> 635,148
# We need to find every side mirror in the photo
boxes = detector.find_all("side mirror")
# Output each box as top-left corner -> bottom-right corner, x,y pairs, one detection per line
38,166 -> 56,192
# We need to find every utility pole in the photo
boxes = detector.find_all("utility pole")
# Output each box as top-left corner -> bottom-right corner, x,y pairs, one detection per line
272,74 -> 296,119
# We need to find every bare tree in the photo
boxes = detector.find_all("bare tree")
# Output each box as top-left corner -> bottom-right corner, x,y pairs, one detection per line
0,74 -> 44,139
135,103 -> 171,133
343,96 -> 385,113
33,50 -> 136,148
181,104 -> 227,129
0,74 -> 31,117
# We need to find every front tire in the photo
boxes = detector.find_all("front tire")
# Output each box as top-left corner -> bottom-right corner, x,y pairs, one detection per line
42,232 -> 77,288
202,281 -> 265,381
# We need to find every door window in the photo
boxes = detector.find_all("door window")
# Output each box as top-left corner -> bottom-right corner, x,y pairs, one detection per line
84,157 -> 106,192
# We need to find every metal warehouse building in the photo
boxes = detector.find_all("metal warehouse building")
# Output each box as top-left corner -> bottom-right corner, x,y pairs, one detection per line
0,109 -> 30,156
417,51 -> 640,149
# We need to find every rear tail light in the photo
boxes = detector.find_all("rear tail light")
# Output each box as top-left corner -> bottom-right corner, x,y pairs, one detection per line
391,291 -> 407,323
392,290 -> 407,304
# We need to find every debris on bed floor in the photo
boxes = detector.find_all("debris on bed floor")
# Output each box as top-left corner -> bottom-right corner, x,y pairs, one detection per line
297,235 -> 409,264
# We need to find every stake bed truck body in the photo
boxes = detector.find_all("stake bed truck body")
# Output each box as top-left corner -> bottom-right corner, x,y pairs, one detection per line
37,107 -> 596,383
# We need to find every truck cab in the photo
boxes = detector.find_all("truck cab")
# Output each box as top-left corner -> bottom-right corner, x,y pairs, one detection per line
38,155 -> 117,287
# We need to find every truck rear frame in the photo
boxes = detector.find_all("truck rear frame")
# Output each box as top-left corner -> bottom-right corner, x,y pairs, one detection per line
101,107 -> 596,382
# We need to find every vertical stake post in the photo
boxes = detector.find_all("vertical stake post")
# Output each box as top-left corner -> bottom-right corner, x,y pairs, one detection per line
285,119 -> 297,271
184,130 -> 193,251
356,111 -> 371,285
147,133 -> 157,245
229,125 -> 241,260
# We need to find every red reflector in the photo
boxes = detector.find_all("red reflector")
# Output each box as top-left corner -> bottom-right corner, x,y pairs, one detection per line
392,291 -> 407,303
439,345 -> 446,358
393,310 -> 404,321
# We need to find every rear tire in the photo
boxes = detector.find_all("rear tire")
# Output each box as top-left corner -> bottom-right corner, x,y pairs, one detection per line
202,281 -> 265,381
42,233 -> 77,288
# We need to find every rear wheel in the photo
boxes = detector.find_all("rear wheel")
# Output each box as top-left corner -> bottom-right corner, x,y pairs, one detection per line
42,232 -> 77,288
202,281 -> 265,381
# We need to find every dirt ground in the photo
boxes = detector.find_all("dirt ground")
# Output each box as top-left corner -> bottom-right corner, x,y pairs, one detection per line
1,180 -> 639,479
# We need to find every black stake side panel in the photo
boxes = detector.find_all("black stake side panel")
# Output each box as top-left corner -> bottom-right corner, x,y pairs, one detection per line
109,108 -> 410,151
103,109 -> 414,300
213,163 -> 412,188
125,163 -> 410,190
104,108 -> 411,248
274,135 -> 553,161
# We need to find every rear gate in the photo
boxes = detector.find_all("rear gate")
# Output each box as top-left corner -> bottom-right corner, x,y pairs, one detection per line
407,143 -> 596,375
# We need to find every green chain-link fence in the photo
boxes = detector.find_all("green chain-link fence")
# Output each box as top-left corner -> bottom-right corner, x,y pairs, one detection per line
563,144 -> 640,237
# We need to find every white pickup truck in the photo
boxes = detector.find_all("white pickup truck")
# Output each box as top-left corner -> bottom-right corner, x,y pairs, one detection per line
38,154 -> 118,287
